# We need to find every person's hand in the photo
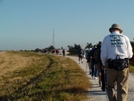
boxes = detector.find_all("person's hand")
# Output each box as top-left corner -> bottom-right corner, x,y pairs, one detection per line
102,65 -> 106,70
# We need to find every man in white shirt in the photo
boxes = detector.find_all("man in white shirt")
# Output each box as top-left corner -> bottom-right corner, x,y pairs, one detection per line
101,24 -> 133,101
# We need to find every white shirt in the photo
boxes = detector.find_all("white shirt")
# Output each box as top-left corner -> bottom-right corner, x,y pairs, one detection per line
101,31 -> 133,66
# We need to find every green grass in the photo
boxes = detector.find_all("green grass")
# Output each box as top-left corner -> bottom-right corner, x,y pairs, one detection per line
0,52 -> 91,101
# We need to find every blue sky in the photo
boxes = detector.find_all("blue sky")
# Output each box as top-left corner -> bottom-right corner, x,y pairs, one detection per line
0,0 -> 134,50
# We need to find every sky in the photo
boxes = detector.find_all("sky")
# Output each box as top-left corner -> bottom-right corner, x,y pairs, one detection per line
0,0 -> 134,50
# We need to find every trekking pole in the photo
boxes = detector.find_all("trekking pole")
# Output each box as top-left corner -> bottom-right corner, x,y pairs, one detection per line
106,86 -> 109,100
104,70 -> 109,101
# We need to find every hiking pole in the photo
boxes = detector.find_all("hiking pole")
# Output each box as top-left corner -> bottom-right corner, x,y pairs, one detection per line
104,70 -> 109,101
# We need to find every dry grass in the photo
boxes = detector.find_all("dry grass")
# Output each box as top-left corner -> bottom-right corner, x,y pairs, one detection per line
129,64 -> 134,73
0,51 -> 91,101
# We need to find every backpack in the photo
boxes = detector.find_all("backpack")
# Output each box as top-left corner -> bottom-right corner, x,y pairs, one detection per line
79,49 -> 83,54
92,48 -> 101,63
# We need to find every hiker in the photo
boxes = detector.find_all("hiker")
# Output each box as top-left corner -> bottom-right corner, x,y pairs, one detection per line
87,45 -> 98,79
77,47 -> 84,64
62,49 -> 65,57
56,49 -> 59,55
93,42 -> 106,91
86,48 -> 92,74
52,49 -> 56,54
92,43 -> 102,84
101,24 -> 133,101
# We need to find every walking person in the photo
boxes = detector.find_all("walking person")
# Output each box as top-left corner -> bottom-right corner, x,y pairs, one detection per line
86,48 -> 92,74
88,45 -> 98,79
77,47 -> 84,64
56,49 -> 59,55
101,24 -> 133,101
62,49 -> 65,57
93,42 -> 106,90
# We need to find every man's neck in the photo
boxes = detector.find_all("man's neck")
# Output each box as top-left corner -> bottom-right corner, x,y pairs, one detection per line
112,30 -> 120,34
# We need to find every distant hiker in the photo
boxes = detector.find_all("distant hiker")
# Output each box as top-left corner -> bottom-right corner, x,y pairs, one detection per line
101,24 -> 133,101
52,49 -> 56,54
62,49 -> 65,57
77,47 -> 84,64
93,43 -> 101,82
56,49 -> 59,55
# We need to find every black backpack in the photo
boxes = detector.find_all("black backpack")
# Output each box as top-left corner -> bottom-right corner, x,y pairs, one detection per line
92,48 -> 101,64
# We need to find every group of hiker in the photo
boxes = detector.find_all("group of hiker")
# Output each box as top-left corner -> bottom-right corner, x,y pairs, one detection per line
86,41 -> 106,91
77,24 -> 133,101
52,49 -> 66,57
77,41 -> 106,91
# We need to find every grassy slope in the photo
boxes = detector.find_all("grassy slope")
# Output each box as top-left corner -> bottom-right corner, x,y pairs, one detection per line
0,51 -> 91,101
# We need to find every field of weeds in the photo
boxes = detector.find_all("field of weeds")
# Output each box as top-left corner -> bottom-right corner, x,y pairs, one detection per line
0,51 -> 91,101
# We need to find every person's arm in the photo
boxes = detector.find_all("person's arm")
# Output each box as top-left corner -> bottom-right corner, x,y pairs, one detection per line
101,37 -> 108,66
126,36 -> 133,58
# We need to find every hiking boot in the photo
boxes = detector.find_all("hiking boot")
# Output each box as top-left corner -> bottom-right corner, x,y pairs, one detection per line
101,87 -> 105,92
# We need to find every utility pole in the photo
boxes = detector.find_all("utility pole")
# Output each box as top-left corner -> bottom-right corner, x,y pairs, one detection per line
52,29 -> 55,48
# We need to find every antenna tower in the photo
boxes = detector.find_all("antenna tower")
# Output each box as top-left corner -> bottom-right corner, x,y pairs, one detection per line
52,29 -> 55,47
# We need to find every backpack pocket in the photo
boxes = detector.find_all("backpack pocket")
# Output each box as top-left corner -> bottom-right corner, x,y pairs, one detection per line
113,58 -> 129,70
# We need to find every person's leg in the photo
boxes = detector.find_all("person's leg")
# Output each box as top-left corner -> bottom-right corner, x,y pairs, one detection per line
94,67 -> 98,79
95,64 -> 101,85
101,68 -> 105,91
91,62 -> 95,78
81,57 -> 83,63
106,68 -> 117,101
78,56 -> 81,64
116,68 -> 129,101
98,71 -> 101,86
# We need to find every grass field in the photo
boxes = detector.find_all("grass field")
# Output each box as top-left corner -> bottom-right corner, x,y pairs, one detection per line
0,51 -> 91,101
0,51 -> 134,101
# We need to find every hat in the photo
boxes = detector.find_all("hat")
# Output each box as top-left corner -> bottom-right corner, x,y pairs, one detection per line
109,24 -> 123,33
